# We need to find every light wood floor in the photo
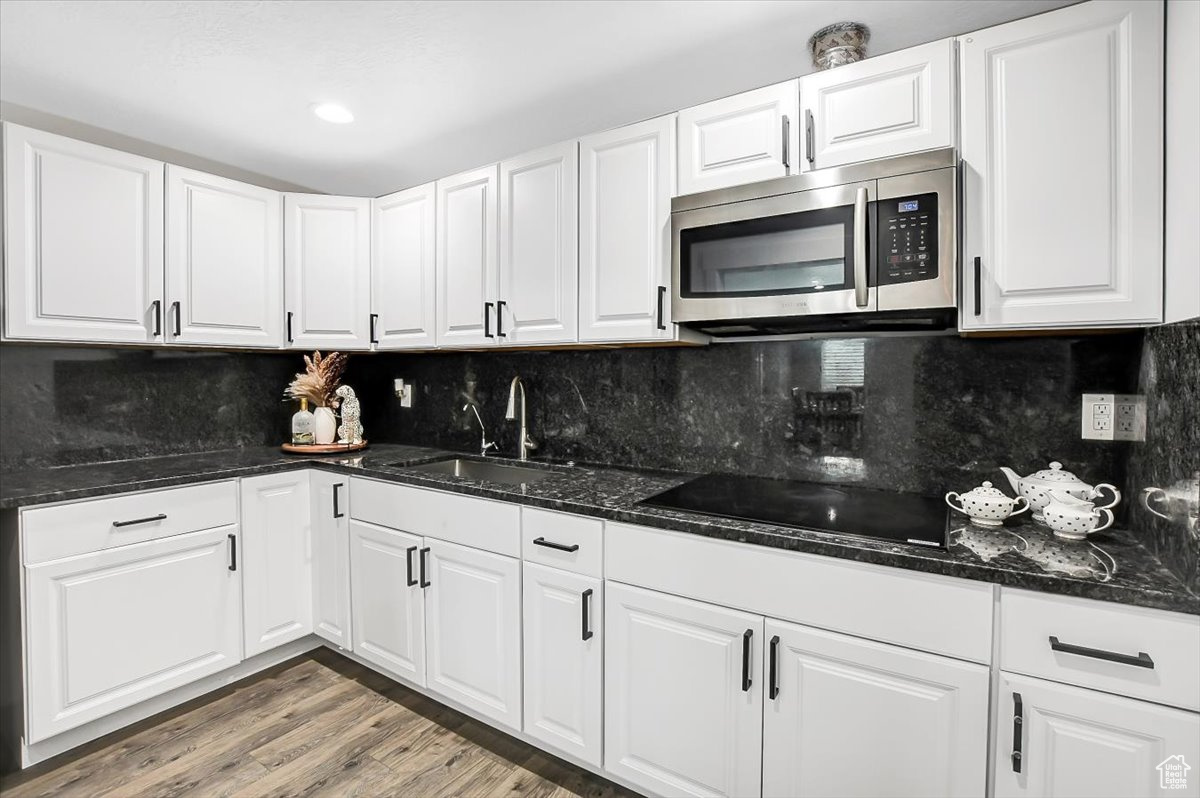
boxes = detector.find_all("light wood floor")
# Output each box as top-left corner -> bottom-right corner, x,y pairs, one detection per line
1,648 -> 640,798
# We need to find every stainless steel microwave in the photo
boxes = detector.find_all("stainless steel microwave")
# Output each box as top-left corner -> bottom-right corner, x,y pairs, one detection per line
670,148 -> 958,337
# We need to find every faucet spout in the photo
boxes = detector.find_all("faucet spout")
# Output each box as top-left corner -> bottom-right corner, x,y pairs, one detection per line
506,377 -> 538,461
463,403 -> 496,456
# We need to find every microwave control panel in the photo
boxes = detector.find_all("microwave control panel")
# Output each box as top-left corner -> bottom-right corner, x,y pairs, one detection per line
879,193 -> 938,284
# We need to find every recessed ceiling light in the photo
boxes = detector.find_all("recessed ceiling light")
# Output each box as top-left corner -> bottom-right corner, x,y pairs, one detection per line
311,102 -> 354,124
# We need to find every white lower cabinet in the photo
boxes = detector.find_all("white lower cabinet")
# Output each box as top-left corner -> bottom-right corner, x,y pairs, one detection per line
310,472 -> 351,649
605,582 -> 764,798
995,672 -> 1200,798
522,562 -> 602,767
348,519 -> 426,685
763,619 -> 989,798
24,527 -> 242,743
240,472 -> 312,657
424,539 -> 522,731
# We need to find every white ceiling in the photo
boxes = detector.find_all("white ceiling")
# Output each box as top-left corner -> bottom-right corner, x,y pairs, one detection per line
0,0 -> 1073,196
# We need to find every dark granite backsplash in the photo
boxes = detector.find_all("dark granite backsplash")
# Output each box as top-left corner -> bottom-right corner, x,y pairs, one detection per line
346,333 -> 1143,502
0,344 -> 295,470
1125,320 -> 1200,592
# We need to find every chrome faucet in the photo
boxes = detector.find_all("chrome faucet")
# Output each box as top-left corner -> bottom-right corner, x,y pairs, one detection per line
505,376 -> 538,461
463,403 -> 497,456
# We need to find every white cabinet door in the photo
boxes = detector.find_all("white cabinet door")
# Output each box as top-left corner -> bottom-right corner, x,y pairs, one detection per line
372,183 -> 437,349
2,123 -> 164,344
960,0 -> 1164,330
348,519 -> 426,685
424,539 -> 521,730
995,672 -> 1200,798
240,472 -> 312,657
436,165 -> 499,348
763,619 -> 989,798
311,471 -> 351,649
25,527 -> 241,743
579,115 -> 676,342
605,582 -> 763,798
801,38 -> 954,170
284,193 -> 372,349
498,142 -> 578,345
165,166 -> 282,347
677,80 -> 800,195
522,562 -> 602,767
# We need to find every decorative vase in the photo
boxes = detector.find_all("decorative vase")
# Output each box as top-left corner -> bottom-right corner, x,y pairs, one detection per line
808,22 -> 870,70
313,406 -> 337,445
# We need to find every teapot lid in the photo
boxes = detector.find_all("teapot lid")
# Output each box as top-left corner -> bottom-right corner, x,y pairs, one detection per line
1030,461 -> 1084,483
962,481 -> 1010,499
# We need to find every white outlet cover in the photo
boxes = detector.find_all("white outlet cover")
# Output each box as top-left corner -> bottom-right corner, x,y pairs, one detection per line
1082,393 -> 1145,441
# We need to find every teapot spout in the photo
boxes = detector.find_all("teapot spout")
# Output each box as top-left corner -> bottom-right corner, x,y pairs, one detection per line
998,466 -> 1021,493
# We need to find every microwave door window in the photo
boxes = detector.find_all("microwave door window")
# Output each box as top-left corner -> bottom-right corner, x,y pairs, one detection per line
681,206 -> 855,298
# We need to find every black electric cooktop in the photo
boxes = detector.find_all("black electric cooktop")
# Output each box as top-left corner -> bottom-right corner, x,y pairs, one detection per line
639,474 -> 948,548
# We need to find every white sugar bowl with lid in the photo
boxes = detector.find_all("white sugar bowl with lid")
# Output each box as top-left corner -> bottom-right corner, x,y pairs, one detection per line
1042,490 -> 1115,540
945,481 -> 1030,526
999,461 -> 1120,522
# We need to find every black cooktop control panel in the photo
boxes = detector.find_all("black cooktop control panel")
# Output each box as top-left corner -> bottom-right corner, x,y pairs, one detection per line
878,193 -> 938,285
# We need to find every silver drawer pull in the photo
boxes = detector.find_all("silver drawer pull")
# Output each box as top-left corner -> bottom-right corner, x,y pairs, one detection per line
1048,636 -> 1154,669
112,513 -> 168,528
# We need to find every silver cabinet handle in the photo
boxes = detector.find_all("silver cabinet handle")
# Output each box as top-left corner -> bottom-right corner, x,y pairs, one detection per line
781,115 -> 790,170
853,187 -> 869,308
805,109 -> 815,165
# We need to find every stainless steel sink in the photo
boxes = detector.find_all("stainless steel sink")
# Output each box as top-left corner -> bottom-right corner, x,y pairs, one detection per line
401,458 -> 553,485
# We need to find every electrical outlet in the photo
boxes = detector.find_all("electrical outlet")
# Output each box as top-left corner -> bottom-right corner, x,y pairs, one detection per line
1082,393 -> 1145,441
394,379 -> 413,409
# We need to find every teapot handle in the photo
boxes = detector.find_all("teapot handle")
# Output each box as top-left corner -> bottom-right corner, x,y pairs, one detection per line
1091,507 -> 1115,533
1141,487 -> 1171,520
945,492 -> 964,513
1090,483 -> 1121,510
1010,496 -> 1030,517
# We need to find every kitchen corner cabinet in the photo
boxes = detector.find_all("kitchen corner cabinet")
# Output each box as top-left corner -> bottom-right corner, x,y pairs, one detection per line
424,539 -> 522,731
960,0 -> 1164,330
578,115 -> 678,343
240,472 -> 312,657
166,166 -> 282,347
283,193 -> 372,349
372,183 -> 437,349
348,519 -> 427,685
436,165 -> 499,348
605,582 -> 764,798
2,123 -> 164,344
522,562 -> 602,767
800,38 -> 954,171
676,80 -> 800,196
498,141 -> 579,345
310,472 -> 352,649
994,673 -> 1200,798
763,620 -> 988,798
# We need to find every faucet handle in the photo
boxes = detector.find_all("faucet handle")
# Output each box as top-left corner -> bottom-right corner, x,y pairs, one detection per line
523,435 -> 539,452
481,438 -> 498,456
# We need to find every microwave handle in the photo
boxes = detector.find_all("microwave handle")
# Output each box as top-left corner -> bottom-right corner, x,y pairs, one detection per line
854,187 -> 869,308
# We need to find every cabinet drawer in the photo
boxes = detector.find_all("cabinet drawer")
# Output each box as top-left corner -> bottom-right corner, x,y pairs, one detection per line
349,478 -> 520,557
22,481 -> 238,565
1000,588 -> 1200,711
606,522 -> 993,663
521,508 -> 602,577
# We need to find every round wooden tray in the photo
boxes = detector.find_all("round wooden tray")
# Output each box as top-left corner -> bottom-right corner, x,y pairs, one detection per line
280,440 -> 368,455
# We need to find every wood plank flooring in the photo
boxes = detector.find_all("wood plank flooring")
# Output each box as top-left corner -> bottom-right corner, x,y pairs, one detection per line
0,648 -> 640,798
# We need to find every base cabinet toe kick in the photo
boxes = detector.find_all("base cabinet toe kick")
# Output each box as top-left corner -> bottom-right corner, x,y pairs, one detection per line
6,474 -> 1199,796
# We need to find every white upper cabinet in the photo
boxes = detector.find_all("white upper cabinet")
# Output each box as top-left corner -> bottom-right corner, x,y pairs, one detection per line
994,672 -> 1200,798
579,115 -> 677,342
676,80 -> 800,195
3,123 -> 164,344
960,0 -> 1164,330
371,183 -> 437,349
166,166 -> 282,348
800,38 -> 954,170
436,164 -> 499,348
283,194 -> 372,349
498,141 -> 578,345
763,619 -> 989,798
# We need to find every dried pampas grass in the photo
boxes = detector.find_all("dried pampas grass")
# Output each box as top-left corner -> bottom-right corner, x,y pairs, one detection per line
284,351 -> 348,408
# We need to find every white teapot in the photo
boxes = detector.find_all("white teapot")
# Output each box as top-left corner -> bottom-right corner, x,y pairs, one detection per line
1042,490 -> 1114,540
998,461 -> 1120,522
945,481 -> 1030,526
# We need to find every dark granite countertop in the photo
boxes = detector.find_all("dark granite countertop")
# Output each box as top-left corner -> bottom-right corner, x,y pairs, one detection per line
2,445 -> 1197,615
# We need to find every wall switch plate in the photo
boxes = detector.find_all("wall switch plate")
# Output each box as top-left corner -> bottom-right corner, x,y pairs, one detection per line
1082,393 -> 1145,441
394,379 -> 413,408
